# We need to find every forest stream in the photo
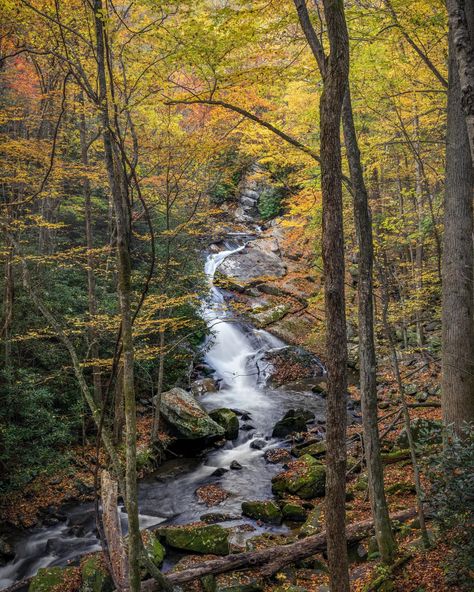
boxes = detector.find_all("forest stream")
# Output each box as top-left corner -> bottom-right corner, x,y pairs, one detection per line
0,236 -> 333,591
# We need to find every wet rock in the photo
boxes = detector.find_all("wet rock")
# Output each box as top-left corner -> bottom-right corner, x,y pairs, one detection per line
161,523 -> 230,555
212,467 -> 229,477
291,440 -> 326,459
263,448 -> 292,464
282,503 -> 307,522
29,566 -> 77,592
157,388 -> 225,441
80,555 -> 114,592
0,537 -> 14,565
196,484 -> 231,506
260,346 -> 326,388
209,408 -> 239,440
200,513 -> 240,524
230,460 -> 243,470
217,239 -> 287,284
250,303 -> 292,329
142,531 -> 166,569
191,378 -> 218,396
240,424 -> 255,431
241,500 -> 282,525
272,454 -> 326,500
250,439 -> 267,450
272,408 -> 315,438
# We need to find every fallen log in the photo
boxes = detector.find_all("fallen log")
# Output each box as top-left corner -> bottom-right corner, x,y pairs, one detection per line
139,507 -> 417,591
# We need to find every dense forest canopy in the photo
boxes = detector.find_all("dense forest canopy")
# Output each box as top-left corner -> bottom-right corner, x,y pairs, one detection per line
0,1 -> 472,592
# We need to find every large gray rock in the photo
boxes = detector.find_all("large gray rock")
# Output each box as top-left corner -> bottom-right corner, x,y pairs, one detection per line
259,346 -> 326,387
157,388 -> 225,440
217,240 -> 286,283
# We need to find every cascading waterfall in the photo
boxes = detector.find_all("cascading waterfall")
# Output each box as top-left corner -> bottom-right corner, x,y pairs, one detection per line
0,241 -> 327,590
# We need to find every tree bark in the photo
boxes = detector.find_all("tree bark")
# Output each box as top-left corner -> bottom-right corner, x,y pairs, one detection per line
442,1 -> 474,434
102,471 -> 129,591
447,0 -> 474,161
93,2 -> 141,590
319,1 -> 350,590
341,89 -> 396,563
294,0 -> 396,564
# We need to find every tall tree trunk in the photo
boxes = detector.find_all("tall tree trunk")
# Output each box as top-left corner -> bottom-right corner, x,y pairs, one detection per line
79,93 -> 102,407
447,0 -> 474,161
294,0 -> 396,565
341,89 -> 396,563
93,2 -> 141,590
442,3 -> 474,434
319,2 -> 350,590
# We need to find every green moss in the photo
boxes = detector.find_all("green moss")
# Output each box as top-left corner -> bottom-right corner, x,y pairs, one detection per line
281,503 -> 307,522
291,441 -> 326,458
209,409 -> 239,440
163,524 -> 229,555
241,500 -> 282,524
80,556 -> 113,592
29,566 -> 76,592
143,531 -> 166,567
272,454 -> 326,499
300,505 -> 322,536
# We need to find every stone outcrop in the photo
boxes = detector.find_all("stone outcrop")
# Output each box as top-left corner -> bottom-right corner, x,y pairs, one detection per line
156,388 -> 225,441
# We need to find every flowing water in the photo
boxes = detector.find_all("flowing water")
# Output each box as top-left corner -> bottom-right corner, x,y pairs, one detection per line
0,240 -> 330,590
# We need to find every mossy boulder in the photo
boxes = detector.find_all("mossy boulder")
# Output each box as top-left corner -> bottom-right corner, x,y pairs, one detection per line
162,523 -> 229,555
272,409 -> 315,438
272,454 -> 326,499
80,556 -> 114,592
291,441 -> 326,458
29,566 -> 77,592
300,504 -> 322,537
142,531 -> 166,567
157,388 -> 225,440
282,503 -> 307,522
209,408 -> 239,440
241,500 -> 282,524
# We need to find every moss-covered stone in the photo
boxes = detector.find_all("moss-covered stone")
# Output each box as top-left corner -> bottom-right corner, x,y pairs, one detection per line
282,503 -> 307,522
291,441 -> 326,459
300,504 -> 322,537
29,566 -> 77,592
157,388 -> 225,440
241,501 -> 282,524
80,556 -> 113,592
272,454 -> 326,499
163,523 -> 229,555
209,408 -> 239,440
272,409 -> 315,438
142,531 -> 166,567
